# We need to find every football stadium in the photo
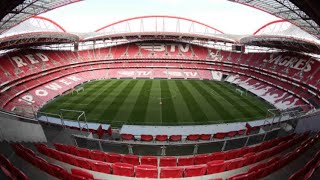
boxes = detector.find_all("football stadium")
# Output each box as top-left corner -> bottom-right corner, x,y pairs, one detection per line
0,0 -> 320,179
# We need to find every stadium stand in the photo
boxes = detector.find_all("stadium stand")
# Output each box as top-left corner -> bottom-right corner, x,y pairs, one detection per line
2,131 -> 312,179
1,43 -> 319,113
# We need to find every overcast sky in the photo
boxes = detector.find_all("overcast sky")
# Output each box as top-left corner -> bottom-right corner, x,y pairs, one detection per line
42,0 -> 279,35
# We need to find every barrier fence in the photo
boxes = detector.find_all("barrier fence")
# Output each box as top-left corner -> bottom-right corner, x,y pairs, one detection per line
72,128 -> 282,156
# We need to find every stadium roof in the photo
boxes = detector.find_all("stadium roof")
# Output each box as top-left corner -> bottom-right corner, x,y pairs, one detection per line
229,0 -> 320,39
0,0 -> 80,34
0,0 -> 319,54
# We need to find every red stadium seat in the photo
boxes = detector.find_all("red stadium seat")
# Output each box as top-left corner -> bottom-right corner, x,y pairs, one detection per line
90,150 -> 106,162
207,160 -> 226,174
112,162 -> 134,177
106,153 -> 122,163
242,153 -> 256,166
194,154 -> 209,165
68,173 -> 87,180
141,134 -> 153,141
254,150 -> 271,163
48,149 -> 63,161
135,165 -> 158,178
160,156 -> 177,167
214,132 -> 227,139
169,135 -> 182,141
53,143 -> 68,153
227,158 -> 244,170
248,162 -> 267,173
68,146 -> 79,156
71,168 -> 94,179
178,156 -> 195,166
47,163 -> 69,180
77,148 -> 91,159
35,144 -> 50,156
62,153 -> 76,165
141,156 -> 158,166
156,135 -> 168,141
74,158 -> 92,170
237,129 -> 246,136
226,149 -> 241,160
121,134 -> 134,140
227,172 -> 252,180
0,165 -> 15,179
122,154 -> 140,166
0,154 -> 11,167
184,165 -> 207,177
238,147 -> 249,157
187,134 -> 200,141
11,166 -> 29,180
200,134 -> 212,140
160,167 -> 184,178
210,151 -> 226,161
227,131 -> 238,137
91,161 -> 111,174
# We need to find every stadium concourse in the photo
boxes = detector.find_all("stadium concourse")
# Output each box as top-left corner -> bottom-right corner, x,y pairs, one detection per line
1,0 -> 320,180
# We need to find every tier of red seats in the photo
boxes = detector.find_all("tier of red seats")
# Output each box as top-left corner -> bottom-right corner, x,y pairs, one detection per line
120,129 -> 254,143
1,44 -> 319,111
0,153 -> 28,180
289,147 -> 320,180
227,132 -> 320,180
0,46 -> 318,91
50,133 -> 296,169
33,133 -> 306,179
11,143 -> 95,180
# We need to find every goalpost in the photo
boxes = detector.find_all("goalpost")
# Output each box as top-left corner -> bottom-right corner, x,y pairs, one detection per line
235,88 -> 246,96
71,87 -> 84,95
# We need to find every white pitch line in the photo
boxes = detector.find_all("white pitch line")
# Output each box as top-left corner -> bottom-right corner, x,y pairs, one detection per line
63,102 -> 88,106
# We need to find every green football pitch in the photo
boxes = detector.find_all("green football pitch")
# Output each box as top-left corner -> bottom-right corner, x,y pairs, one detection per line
39,79 -> 274,126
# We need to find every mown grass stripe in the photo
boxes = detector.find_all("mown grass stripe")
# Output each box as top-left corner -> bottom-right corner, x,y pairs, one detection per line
160,80 -> 177,124
83,80 -> 125,117
128,80 -> 152,123
218,82 -> 268,115
63,80 -> 109,105
98,80 -> 138,122
189,80 -> 234,120
175,80 -> 208,122
167,80 -> 194,124
203,81 -> 257,118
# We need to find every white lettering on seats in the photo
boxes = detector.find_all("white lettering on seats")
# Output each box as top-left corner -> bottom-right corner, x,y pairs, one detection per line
166,71 -> 183,76
67,76 -> 81,81
207,50 -> 223,61
25,54 -> 39,64
45,83 -> 62,90
118,71 -> 135,76
35,89 -> 48,97
59,79 -> 72,85
179,44 -> 190,52
262,54 -> 314,72
184,72 -> 197,77
137,43 -> 190,53
12,56 -> 27,67
136,71 -> 151,76
18,95 -> 35,105
36,53 -> 49,62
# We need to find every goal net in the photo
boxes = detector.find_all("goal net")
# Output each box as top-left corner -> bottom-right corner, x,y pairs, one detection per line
236,88 -> 245,96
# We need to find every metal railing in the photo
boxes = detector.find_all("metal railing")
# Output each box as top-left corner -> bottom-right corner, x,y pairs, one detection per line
72,127 -> 283,156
